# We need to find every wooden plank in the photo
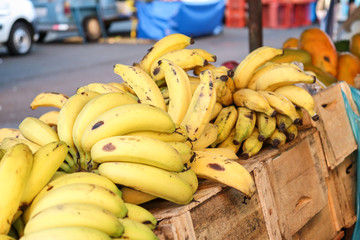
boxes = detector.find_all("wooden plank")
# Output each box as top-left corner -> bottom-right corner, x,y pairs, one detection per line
313,83 -> 357,169
264,132 -> 328,237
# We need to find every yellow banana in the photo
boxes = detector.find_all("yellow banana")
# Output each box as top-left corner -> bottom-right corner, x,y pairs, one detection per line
117,218 -> 158,240
218,127 -> 241,154
193,63 -> 216,76
38,110 -> 59,127
0,128 -> 24,142
121,187 -> 157,205
0,137 -> 41,154
20,141 -> 69,207
72,91 -> 138,170
91,135 -> 184,172
76,82 -> 124,94
233,88 -> 276,117
275,113 -> 293,132
98,162 -> 194,205
191,48 -> 217,62
158,59 -> 192,123
124,203 -> 157,230
81,103 -> 176,158
210,102 -> 223,121
211,105 -> 238,146
285,124 -> 298,142
258,90 -> 301,124
125,123 -> 188,143
240,127 -> 263,159
139,33 -> 194,74
274,85 -> 319,121
176,168 -> 199,194
113,64 -> 166,110
0,144 -> 33,234
265,128 -> 287,148
181,69 -> 217,146
233,46 -> 284,89
233,106 -> 256,145
249,62 -> 316,91
19,227 -> 112,240
190,150 -> 256,197
166,141 -> 194,165
256,112 -> 277,142
150,49 -> 208,80
23,203 -> 124,237
192,123 -> 218,151
27,183 -> 127,221
29,92 -> 68,110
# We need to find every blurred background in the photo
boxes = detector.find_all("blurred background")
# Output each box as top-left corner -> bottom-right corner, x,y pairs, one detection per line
1,0 -> 359,128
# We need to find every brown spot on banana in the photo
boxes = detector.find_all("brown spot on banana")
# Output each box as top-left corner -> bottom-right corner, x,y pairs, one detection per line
102,143 -> 116,152
92,121 -> 104,130
208,163 -> 225,171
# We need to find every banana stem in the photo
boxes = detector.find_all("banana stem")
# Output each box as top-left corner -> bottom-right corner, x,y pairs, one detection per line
59,162 -> 73,173
12,213 -> 25,237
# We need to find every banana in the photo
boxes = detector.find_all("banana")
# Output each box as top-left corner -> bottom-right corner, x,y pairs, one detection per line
30,92 -> 68,110
19,227 -> 112,240
91,136 -> 184,172
117,218 -> 158,240
218,127 -> 241,154
0,128 -> 25,142
274,85 -> 319,121
265,128 -> 287,148
193,63 -> 216,76
125,123 -> 188,143
107,82 -> 130,92
257,90 -> 302,124
38,111 -> 59,127
139,33 -> 194,75
212,66 -> 236,94
192,123 -> 218,151
27,183 -> 127,221
233,106 -> 256,145
57,91 -> 100,161
98,162 -> 194,205
0,150 -> 4,160
20,141 -> 69,207
19,117 -> 60,147
233,46 -> 284,89
240,127 -> 263,159
72,92 -> 138,170
189,150 -> 256,197
23,171 -> 123,223
121,187 -> 157,205
150,49 -> 208,81
217,83 -> 233,106
275,113 -> 293,132
81,103 -> 176,158
19,117 -> 75,170
176,168 -> 199,194
191,48 -> 217,62
0,144 -> 33,235
124,203 -> 157,230
233,88 -> 276,117
166,141 -> 194,164
181,69 -> 217,146
23,203 -> 124,237
285,124 -> 298,142
211,105 -> 238,146
76,82 -> 124,94
210,102 -> 223,121
113,64 -> 166,110
248,62 -> 316,91
198,147 -> 239,159
0,234 -> 16,240
256,112 -> 277,142
158,59 -> 192,123
0,137 -> 41,154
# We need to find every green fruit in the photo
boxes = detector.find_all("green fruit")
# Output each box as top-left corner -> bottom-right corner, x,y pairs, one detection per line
270,48 -> 312,66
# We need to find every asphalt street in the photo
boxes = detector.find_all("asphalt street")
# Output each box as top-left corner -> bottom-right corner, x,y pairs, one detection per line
0,25 -> 316,128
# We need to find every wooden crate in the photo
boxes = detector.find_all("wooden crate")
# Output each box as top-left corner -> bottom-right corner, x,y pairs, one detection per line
327,151 -> 357,230
312,83 -> 357,169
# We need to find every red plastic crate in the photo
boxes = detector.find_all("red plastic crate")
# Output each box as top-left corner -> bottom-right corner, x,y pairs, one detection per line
225,8 -> 246,28
226,0 -> 246,9
262,2 -> 293,28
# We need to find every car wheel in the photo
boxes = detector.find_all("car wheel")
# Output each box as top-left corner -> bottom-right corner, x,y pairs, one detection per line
7,21 -> 33,55
83,16 -> 101,42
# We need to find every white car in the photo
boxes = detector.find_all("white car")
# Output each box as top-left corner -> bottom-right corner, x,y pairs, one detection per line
0,0 -> 36,55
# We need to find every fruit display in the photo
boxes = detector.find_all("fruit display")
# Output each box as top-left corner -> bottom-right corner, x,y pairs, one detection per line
0,32 -> 325,239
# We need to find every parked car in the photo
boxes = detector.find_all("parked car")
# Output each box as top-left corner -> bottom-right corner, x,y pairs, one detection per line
0,0 -> 37,55
30,0 -> 134,42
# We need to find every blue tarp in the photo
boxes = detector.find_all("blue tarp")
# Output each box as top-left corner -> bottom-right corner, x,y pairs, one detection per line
136,0 -> 225,40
